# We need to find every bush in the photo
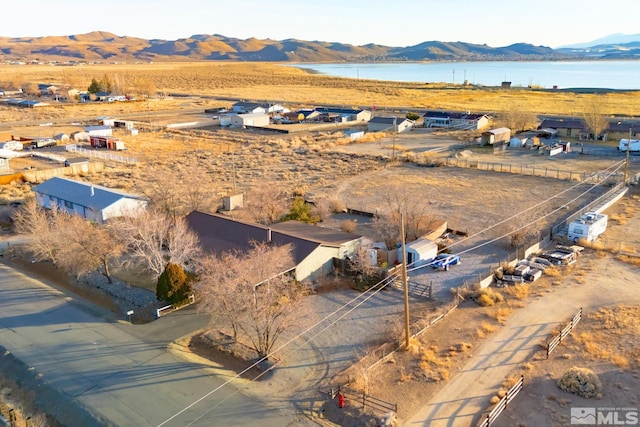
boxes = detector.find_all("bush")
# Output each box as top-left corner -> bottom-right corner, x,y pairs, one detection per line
477,294 -> 495,307
557,367 -> 602,398
340,219 -> 357,233
156,262 -> 195,305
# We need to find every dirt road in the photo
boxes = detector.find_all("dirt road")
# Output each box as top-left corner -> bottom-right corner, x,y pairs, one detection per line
403,253 -> 640,427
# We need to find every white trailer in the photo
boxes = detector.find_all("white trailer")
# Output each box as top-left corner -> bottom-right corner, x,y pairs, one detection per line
619,139 -> 640,152
567,211 -> 608,243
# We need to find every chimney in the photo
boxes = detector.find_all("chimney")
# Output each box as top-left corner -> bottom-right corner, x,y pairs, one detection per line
267,228 -> 272,242
91,184 -> 94,196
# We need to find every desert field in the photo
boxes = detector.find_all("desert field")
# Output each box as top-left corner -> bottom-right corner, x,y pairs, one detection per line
1,62 -> 640,119
1,61 -> 639,427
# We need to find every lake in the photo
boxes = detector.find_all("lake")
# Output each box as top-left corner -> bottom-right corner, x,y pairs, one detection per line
290,61 -> 640,90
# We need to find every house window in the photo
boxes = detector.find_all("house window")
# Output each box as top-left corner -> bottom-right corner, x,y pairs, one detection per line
64,200 -> 73,209
566,129 -> 572,136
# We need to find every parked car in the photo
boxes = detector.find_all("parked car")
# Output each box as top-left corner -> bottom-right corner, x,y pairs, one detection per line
431,253 -> 461,270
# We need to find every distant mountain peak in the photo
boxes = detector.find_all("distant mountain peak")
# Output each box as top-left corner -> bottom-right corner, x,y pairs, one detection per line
0,32 -> 634,62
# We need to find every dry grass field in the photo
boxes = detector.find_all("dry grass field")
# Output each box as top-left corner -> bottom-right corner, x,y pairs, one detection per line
1,62 -> 640,118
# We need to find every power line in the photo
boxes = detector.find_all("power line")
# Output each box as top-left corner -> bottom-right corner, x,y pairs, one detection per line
158,159 -> 625,426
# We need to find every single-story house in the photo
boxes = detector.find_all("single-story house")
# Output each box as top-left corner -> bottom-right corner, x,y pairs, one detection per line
606,121 -> 640,141
481,127 -> 511,145
185,211 -> 363,283
231,102 -> 267,114
227,113 -> 270,128
423,111 -> 490,130
314,107 -> 372,123
33,177 -> 147,223
367,116 -> 413,133
85,125 -> 113,137
538,118 -> 587,139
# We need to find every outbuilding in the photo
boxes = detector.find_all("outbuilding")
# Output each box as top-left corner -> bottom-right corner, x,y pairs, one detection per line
400,238 -> 438,267
228,113 -> 270,128
367,116 -> 413,133
85,125 -> 113,137
481,128 -> 511,145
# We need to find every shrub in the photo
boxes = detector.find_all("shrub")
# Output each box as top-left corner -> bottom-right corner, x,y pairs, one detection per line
477,294 -> 495,307
557,367 -> 602,398
340,219 -> 357,233
328,198 -> 346,213
156,262 -> 195,305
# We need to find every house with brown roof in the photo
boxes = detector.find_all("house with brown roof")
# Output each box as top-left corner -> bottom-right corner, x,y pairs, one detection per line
185,211 -> 363,282
538,118 -> 588,139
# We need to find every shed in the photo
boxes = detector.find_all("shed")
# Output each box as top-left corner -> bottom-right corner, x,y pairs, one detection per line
344,130 -> 365,141
481,128 -> 511,145
400,238 -> 438,267
228,113 -> 270,128
0,156 -> 10,174
71,131 -> 90,142
85,125 -> 113,137
509,137 -> 524,148
53,133 -> 70,142
64,157 -> 89,167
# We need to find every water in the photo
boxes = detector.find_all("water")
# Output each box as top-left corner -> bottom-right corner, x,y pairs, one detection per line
290,61 -> 640,90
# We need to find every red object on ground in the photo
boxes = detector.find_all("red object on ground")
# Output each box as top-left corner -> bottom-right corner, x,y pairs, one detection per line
338,392 -> 345,408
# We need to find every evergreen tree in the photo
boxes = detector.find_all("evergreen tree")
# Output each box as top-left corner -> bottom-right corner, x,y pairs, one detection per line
87,78 -> 101,94
156,262 -> 194,304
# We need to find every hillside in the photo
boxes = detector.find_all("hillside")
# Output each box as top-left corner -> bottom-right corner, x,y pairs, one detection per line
0,31 -> 568,63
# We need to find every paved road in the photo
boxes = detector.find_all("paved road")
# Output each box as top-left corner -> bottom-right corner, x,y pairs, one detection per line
0,262 -> 306,427
404,253 -> 640,427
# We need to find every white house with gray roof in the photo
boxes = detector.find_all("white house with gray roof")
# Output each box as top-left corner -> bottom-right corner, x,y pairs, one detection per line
33,177 -> 147,223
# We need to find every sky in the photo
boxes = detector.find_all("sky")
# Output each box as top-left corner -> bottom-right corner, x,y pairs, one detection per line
3,0 -> 639,48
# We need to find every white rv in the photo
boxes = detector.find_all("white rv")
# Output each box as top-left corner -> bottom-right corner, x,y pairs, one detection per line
567,212 -> 608,243
619,139 -> 640,152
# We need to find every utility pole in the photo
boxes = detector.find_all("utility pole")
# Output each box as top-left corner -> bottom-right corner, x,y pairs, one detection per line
623,127 -> 632,184
400,213 -> 410,350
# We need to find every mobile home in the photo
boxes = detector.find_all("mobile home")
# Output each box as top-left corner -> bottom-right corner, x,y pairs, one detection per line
567,212 -> 608,243
619,139 -> 640,152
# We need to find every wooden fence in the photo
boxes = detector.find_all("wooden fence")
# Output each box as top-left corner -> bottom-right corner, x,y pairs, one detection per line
479,375 -> 524,427
547,307 -> 582,358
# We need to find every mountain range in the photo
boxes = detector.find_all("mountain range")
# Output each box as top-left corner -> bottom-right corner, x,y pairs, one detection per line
1,31 -> 639,63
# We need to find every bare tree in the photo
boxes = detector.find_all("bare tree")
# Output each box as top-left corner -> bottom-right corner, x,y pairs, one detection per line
117,209 -> 200,279
56,216 -> 125,283
12,198 -> 64,264
13,199 -> 124,282
143,175 -> 183,221
245,185 -> 289,225
582,97 -> 610,141
196,243 -> 306,359
498,101 -> 539,133
373,185 -> 440,247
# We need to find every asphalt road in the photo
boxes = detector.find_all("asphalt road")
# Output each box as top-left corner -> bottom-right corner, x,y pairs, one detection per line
0,261 -> 306,427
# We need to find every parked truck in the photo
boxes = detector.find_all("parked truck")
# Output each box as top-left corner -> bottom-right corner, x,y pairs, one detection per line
567,211 -> 608,243
619,139 -> 640,152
